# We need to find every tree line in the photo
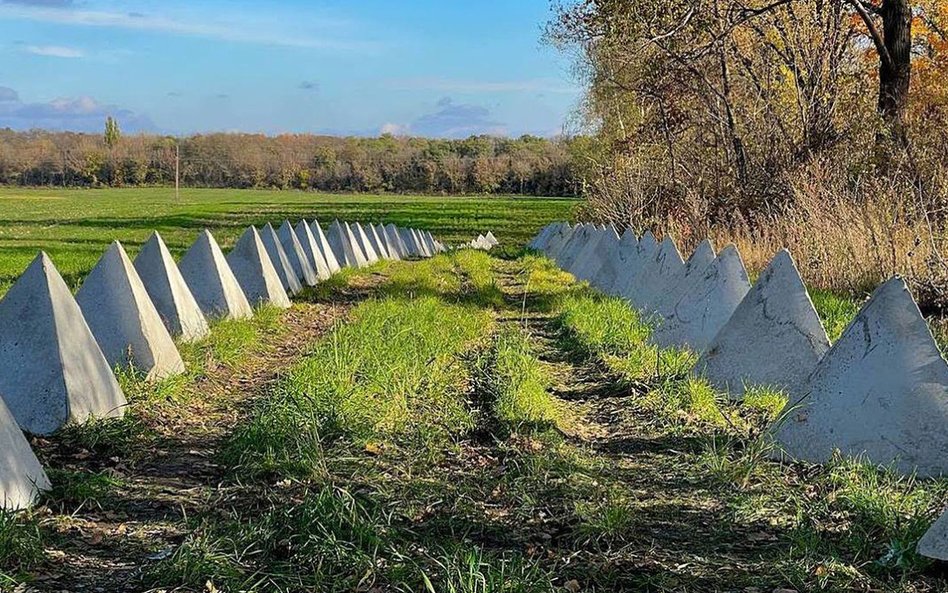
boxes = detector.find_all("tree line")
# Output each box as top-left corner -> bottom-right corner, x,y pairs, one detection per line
0,129 -> 579,196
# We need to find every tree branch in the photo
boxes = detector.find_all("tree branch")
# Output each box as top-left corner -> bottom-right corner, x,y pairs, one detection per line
846,0 -> 894,70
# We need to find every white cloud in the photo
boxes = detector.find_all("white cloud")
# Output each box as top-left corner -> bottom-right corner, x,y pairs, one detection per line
380,122 -> 410,136
23,44 -> 83,58
386,77 -> 580,95
0,4 -> 377,51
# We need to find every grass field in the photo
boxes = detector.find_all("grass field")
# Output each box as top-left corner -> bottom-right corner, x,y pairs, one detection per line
5,249 -> 947,592
0,187 -> 576,294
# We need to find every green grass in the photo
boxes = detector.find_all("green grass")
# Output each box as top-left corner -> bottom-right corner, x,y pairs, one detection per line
226,295 -> 493,478
0,511 -> 43,586
478,327 -> 561,430
810,288 -> 861,343
0,187 -> 575,295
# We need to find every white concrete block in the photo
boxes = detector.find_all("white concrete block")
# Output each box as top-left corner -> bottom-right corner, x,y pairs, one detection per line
0,396 -> 50,509
310,220 -> 341,274
353,223 -> 380,263
259,223 -> 304,295
278,221 -> 318,286
651,245 -> 751,353
0,253 -> 127,435
295,221 -> 332,280
179,230 -> 254,321
226,227 -> 291,309
77,241 -> 186,380
133,232 -> 210,341
772,277 -> 948,477
655,239 -> 717,319
696,250 -> 830,399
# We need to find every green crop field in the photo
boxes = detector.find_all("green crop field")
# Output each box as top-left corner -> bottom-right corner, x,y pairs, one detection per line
0,187 -> 577,294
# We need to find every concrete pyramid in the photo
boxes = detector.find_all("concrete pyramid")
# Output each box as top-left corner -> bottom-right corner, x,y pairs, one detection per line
425,231 -> 440,253
226,226 -> 291,309
133,232 -> 210,341
310,221 -> 342,274
591,229 -> 638,294
400,227 -> 420,257
328,220 -> 362,268
0,396 -> 50,509
651,245 -> 751,353
919,510 -> 948,560
696,250 -> 830,399
583,229 -> 620,287
485,231 -> 498,247
260,223 -> 304,296
383,223 -> 407,259
529,224 -> 554,250
545,224 -> 574,259
772,277 -> 948,477
655,239 -> 717,318
0,252 -> 126,435
630,236 -> 686,310
411,228 -> 431,257
279,221 -> 318,286
179,230 -> 254,321
612,231 -> 658,299
77,241 -> 186,380
343,222 -> 370,266
376,224 -> 401,260
572,228 -> 617,283
558,226 -> 595,270
353,223 -> 380,264
296,221 -> 332,280
366,224 -> 389,259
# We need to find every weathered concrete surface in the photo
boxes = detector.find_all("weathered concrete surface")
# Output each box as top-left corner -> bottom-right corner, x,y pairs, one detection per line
134,232 -> 211,341
919,509 -> 948,560
574,228 -> 618,283
343,222 -> 370,267
651,245 -> 751,353
630,236 -> 686,311
0,252 -> 127,435
328,220 -> 362,268
566,228 -> 605,279
376,224 -> 401,260
367,224 -> 389,259
592,230 -> 638,295
772,277 -> 948,477
311,221 -> 341,274
0,396 -> 50,509
558,226 -> 595,270
279,221 -> 318,286
385,224 -> 409,258
353,223 -> 380,263
485,231 -> 498,247
696,250 -> 830,399
612,231 -> 659,300
295,221 -> 332,280
179,230 -> 254,321
411,228 -> 431,257
399,227 -> 421,257
425,231 -> 441,253
226,226 -> 292,309
259,223 -> 304,295
77,241 -> 186,380
544,224 -> 574,259
529,224 -> 553,250
655,239 -> 717,319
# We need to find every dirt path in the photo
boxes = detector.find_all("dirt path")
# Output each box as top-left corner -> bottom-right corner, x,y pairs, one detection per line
29,300 -> 352,592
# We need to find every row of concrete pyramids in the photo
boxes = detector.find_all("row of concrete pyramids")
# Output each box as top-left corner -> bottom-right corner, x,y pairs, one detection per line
0,219 -> 444,511
468,231 -> 499,251
530,221 -> 948,561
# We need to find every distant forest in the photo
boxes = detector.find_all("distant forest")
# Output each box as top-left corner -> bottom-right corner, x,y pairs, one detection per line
0,129 -> 579,196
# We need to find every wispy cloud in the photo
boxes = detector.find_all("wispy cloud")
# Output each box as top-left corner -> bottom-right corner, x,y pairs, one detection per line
23,44 -> 83,58
298,81 -> 320,92
0,86 -> 154,132
384,97 -> 508,139
0,4 -> 378,51
386,77 -> 580,95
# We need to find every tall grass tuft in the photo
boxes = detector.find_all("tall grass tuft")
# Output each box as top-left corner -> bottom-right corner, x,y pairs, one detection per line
0,511 -> 43,586
478,327 -> 561,430
226,296 -> 493,477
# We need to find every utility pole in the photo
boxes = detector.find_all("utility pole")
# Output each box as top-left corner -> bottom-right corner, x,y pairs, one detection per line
175,141 -> 180,201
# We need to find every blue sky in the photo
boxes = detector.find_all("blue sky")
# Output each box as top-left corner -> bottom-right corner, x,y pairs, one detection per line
0,0 -> 581,138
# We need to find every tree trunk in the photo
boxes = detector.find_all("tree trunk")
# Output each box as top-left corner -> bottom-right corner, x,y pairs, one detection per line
878,0 -> 912,141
